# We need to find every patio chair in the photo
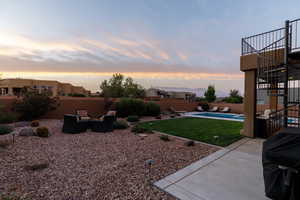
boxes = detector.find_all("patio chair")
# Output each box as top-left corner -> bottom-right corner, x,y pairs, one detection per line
90,115 -> 115,133
98,110 -> 117,121
196,106 -> 204,112
209,106 -> 219,112
76,110 -> 91,120
62,114 -> 89,134
261,109 -> 271,119
220,107 -> 230,113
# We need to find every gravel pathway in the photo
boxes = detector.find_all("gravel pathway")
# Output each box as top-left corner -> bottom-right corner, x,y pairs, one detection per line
0,119 -> 219,200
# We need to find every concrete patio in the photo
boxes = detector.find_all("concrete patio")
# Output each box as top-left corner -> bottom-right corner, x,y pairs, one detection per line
155,138 -> 270,200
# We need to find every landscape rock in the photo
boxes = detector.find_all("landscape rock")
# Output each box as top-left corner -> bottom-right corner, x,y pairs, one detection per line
19,127 -> 35,136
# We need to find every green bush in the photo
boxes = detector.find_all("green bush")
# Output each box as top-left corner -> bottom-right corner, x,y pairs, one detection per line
116,98 -> 146,117
185,140 -> 195,146
160,135 -> 170,141
0,125 -> 13,135
36,127 -> 50,137
68,93 -> 86,97
223,96 -> 243,104
0,112 -> 17,124
127,115 -> 140,122
13,92 -> 58,120
30,120 -> 39,127
113,120 -> 129,129
144,102 -> 161,116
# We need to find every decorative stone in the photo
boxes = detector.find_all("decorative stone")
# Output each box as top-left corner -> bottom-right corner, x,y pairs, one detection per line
138,134 -> 148,138
19,128 -> 35,136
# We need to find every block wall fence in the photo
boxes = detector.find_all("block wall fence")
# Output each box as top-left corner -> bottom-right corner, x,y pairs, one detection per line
0,96 -> 267,119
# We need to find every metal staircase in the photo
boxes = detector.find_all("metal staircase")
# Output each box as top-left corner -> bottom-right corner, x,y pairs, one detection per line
242,19 -> 300,135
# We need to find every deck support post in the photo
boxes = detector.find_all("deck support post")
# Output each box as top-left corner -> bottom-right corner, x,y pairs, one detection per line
242,70 -> 257,137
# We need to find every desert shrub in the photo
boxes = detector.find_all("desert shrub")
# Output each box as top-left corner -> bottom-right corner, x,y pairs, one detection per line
144,102 -> 161,116
199,102 -> 209,111
185,140 -> 195,146
36,127 -> 50,137
116,98 -> 146,117
0,125 -> 13,135
127,115 -> 140,122
223,96 -> 243,103
0,112 -> 17,124
30,120 -> 39,127
24,162 -> 49,171
113,120 -> 129,129
0,139 -> 13,149
13,92 -> 58,120
155,115 -> 162,119
131,125 -> 148,133
68,93 -> 86,97
160,135 -> 170,141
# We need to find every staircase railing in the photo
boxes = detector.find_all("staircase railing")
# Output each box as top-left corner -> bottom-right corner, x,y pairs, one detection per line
267,104 -> 300,134
242,27 -> 285,56
290,18 -> 300,52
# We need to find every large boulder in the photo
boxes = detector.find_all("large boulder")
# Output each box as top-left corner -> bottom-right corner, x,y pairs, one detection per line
19,128 -> 35,136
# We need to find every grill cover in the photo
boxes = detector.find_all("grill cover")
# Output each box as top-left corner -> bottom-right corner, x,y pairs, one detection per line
262,128 -> 300,200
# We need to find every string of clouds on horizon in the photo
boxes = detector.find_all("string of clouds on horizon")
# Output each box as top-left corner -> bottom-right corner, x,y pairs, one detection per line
1,0 -> 300,92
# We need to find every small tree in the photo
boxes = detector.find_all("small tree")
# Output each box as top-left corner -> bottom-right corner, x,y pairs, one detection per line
100,73 -> 145,98
204,85 -> 216,102
13,91 -> 58,120
224,89 -> 243,103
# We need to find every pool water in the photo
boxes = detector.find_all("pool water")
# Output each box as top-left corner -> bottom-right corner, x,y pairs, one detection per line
190,112 -> 245,121
185,112 -> 297,123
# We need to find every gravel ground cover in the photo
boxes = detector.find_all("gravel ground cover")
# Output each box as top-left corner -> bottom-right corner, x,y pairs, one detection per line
0,119 -> 218,200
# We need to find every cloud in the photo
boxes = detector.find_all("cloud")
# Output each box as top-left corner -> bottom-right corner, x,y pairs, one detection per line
177,52 -> 188,61
0,31 -> 241,79
2,71 -> 243,81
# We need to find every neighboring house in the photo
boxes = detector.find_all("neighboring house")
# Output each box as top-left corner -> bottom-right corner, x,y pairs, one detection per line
146,88 -> 196,101
0,78 -> 90,97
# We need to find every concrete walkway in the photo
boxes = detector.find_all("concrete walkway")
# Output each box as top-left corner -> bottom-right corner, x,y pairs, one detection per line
155,138 -> 270,200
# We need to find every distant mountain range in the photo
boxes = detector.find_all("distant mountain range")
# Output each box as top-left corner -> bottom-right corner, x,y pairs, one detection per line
153,87 -> 228,97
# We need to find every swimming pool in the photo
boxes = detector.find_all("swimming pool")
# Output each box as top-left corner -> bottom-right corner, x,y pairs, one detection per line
184,112 -> 298,124
184,112 -> 245,122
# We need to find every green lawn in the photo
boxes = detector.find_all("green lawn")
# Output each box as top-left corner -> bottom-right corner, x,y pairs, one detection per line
137,117 -> 244,147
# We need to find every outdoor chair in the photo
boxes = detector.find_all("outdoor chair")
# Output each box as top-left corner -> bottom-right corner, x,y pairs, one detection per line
220,107 -> 230,113
196,106 -> 204,112
261,109 -> 271,119
76,110 -> 91,120
62,114 -> 89,134
209,106 -> 219,112
90,115 -> 115,133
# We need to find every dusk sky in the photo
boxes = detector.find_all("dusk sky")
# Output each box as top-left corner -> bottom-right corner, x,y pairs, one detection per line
1,0 -> 300,93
